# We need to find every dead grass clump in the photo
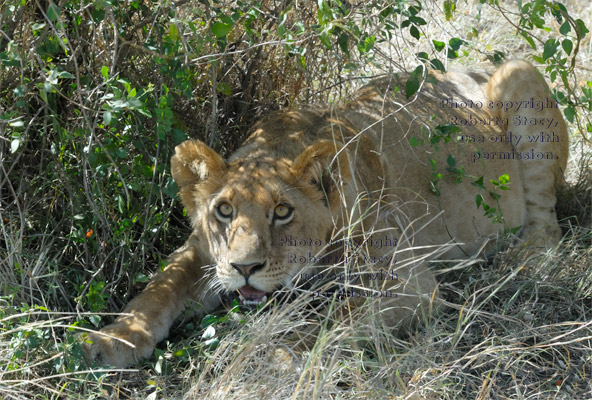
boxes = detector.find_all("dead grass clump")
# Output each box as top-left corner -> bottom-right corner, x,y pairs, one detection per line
171,231 -> 591,399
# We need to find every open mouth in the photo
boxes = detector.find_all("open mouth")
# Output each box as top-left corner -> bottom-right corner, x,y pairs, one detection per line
237,285 -> 268,307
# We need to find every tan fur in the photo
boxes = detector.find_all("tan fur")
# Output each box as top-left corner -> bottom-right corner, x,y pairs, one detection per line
82,60 -> 567,367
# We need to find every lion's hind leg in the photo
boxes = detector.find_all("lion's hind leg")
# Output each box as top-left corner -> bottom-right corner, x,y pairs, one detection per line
486,59 -> 568,249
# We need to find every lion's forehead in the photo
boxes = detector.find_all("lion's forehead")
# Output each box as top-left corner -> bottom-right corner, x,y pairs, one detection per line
220,181 -> 275,206
230,158 -> 290,177
219,160 -> 293,207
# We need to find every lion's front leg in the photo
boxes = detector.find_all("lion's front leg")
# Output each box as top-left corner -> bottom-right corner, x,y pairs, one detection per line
82,234 -> 218,367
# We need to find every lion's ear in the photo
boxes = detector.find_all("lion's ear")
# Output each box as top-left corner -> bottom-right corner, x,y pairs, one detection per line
171,140 -> 226,211
171,139 -> 226,186
291,140 -> 351,207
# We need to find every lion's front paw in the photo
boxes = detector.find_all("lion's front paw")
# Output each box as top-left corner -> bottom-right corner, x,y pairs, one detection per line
80,320 -> 156,368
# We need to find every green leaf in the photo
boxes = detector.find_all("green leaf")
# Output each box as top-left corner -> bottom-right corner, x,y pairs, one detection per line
553,89 -> 568,104
32,22 -> 46,31
319,32 -> 332,49
405,75 -> 420,98
434,124 -> 461,136
358,35 -> 375,53
430,181 -> 440,196
429,158 -> 437,171
9,120 -> 24,127
338,33 -> 349,54
172,129 -> 187,145
201,314 -> 220,328
57,71 -> 75,79
118,78 -> 131,93
433,40 -> 445,52
89,315 -> 101,328
559,21 -> 571,35
532,55 -> 544,64
103,111 -> 112,125
472,176 -> 485,189
543,39 -> 558,61
205,337 -> 219,347
430,58 -> 445,72
168,23 -> 179,41
154,350 -> 164,374
116,147 -> 128,159
163,178 -> 179,198
575,19 -> 589,37
39,88 -> 48,103
475,193 -> 483,208
211,22 -> 232,38
410,25 -> 420,40
216,81 -> 232,96
561,39 -> 573,55
10,139 -> 20,153
409,16 -> 426,26
416,52 -> 428,61
408,5 -> 421,16
447,154 -> 456,168
520,32 -> 536,50
506,226 -> 522,234
101,65 -> 109,80
117,194 -> 125,214
448,37 -> 464,51
219,14 -> 233,25
443,0 -> 456,21
44,81 -> 54,93
47,2 -> 60,22
564,105 -> 575,123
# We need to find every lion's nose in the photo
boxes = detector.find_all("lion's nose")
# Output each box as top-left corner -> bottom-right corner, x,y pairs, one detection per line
231,262 -> 266,279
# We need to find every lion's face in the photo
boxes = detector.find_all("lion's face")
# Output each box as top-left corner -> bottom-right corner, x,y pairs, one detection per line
171,139 -> 349,306
203,161 -> 334,305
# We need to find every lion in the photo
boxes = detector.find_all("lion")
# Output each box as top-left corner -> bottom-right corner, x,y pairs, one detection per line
81,60 -> 567,367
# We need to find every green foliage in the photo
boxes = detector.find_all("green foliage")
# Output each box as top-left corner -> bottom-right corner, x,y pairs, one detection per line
414,121 -> 512,226
472,174 -> 512,225
0,299 -> 89,393
479,0 -> 591,138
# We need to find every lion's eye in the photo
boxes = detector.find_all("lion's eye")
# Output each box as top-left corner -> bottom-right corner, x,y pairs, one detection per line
216,202 -> 233,220
273,204 -> 293,222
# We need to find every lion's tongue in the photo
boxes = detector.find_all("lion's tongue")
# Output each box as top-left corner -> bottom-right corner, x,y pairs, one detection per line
238,285 -> 267,303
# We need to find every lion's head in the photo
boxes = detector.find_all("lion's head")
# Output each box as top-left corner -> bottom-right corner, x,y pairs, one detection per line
170,138 -> 350,306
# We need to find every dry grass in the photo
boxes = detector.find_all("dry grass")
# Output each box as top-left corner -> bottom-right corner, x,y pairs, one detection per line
1,0 -> 591,399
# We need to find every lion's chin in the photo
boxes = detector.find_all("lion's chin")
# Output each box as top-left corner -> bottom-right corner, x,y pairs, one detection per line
237,285 -> 268,307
